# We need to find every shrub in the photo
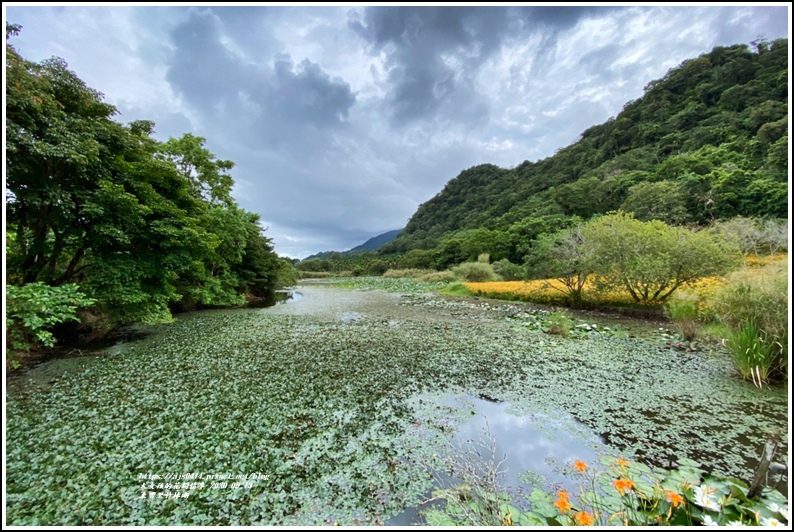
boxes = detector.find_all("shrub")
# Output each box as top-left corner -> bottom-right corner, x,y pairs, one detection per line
6,283 -> 96,367
725,321 -> 781,387
664,290 -> 701,341
491,259 -> 525,281
525,225 -> 595,305
419,270 -> 457,283
366,259 -> 390,276
706,262 -> 788,383
546,311 -> 573,337
477,253 -> 491,264
451,262 -> 500,282
382,268 -> 434,278
583,211 -> 740,303
274,258 -> 299,287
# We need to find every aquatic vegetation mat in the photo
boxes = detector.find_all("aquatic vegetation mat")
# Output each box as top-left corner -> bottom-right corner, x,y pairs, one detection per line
5,288 -> 788,525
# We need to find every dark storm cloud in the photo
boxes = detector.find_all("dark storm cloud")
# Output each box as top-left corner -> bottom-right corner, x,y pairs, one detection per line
350,6 -> 613,126
165,8 -> 355,147
521,6 -> 612,29
166,9 -> 240,107
271,57 -> 355,126
350,6 -> 511,125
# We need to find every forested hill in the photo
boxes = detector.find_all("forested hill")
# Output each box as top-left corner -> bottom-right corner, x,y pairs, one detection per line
350,229 -> 403,252
303,229 -> 403,260
382,39 -> 788,262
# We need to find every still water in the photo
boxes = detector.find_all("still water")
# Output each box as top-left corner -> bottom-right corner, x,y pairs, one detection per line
387,394 -> 607,525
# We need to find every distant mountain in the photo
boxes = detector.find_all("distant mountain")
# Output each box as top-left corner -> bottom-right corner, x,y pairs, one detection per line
303,228 -> 403,260
349,229 -> 403,252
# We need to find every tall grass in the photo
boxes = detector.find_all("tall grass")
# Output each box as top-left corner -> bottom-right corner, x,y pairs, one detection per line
706,262 -> 788,385
725,321 -> 781,387
664,290 -> 701,341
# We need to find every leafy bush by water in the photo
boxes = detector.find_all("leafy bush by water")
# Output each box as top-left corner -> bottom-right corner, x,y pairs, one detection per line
419,270 -> 457,283
491,259 -> 525,281
451,262 -> 500,282
546,311 -> 573,338
5,283 -> 96,367
706,262 -> 787,383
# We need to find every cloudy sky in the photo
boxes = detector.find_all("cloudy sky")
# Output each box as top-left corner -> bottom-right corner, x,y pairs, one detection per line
4,5 -> 790,258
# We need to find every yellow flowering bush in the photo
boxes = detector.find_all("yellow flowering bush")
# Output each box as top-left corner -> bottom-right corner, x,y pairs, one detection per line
463,254 -> 786,312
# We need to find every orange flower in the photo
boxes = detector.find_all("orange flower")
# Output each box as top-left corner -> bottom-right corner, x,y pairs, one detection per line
573,460 -> 588,473
612,477 -> 636,495
553,490 -> 572,514
665,490 -> 684,508
616,457 -> 630,469
574,511 -> 595,526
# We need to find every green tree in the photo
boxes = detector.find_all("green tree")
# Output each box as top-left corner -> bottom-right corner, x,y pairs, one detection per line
160,134 -> 235,205
6,28 -> 282,327
620,181 -> 691,225
6,35 -> 126,285
525,225 -> 596,305
582,212 -> 739,303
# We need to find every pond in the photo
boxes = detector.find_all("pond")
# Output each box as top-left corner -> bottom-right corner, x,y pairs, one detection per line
5,284 -> 788,525
387,393 -> 608,526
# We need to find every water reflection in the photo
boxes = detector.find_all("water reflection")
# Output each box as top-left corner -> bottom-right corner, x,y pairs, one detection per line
387,394 -> 607,526
246,289 -> 304,308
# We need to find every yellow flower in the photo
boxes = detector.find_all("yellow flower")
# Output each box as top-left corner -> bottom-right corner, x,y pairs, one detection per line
574,510 -> 595,526
616,457 -> 630,470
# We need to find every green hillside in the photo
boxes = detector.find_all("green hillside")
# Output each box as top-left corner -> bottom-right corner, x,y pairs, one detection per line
381,39 -> 788,266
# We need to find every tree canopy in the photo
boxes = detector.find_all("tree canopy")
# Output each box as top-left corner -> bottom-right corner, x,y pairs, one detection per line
5,25 -> 290,338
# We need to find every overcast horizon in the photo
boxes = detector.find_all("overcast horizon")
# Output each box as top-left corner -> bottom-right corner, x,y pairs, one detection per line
4,5 -> 790,258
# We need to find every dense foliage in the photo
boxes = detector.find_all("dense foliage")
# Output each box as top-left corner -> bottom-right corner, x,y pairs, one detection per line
5,24 -> 290,346
378,39 -> 787,264
5,282 -> 95,364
